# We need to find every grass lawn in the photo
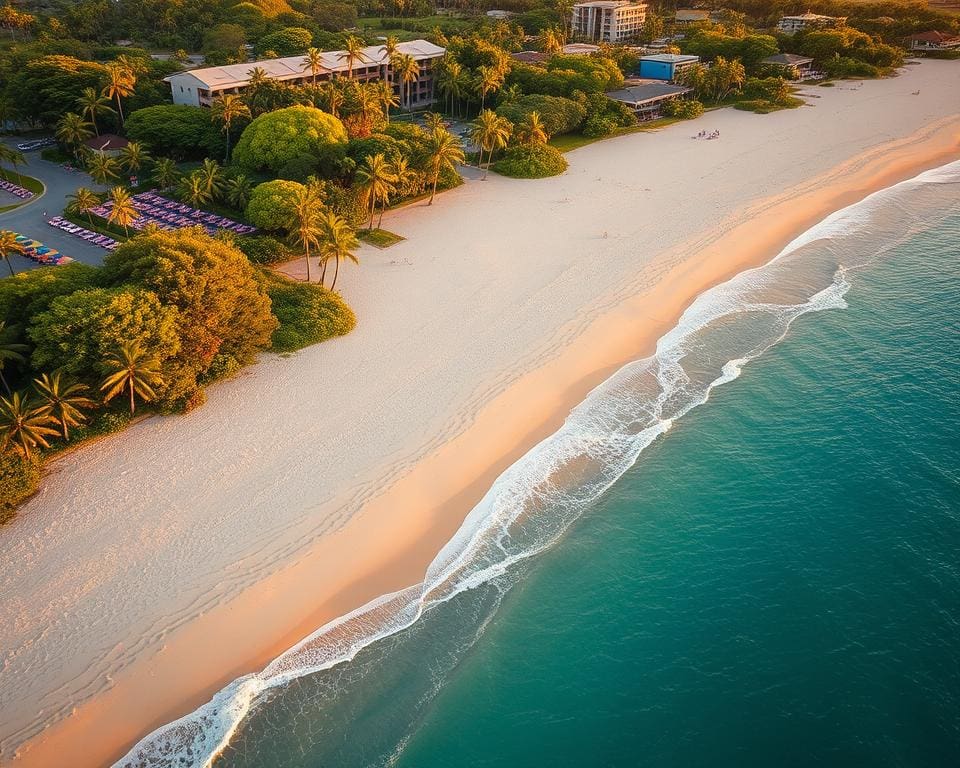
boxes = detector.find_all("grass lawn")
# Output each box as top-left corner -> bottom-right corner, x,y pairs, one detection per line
549,119 -> 680,153
0,166 -> 45,196
358,227 -> 405,248
356,15 -> 474,41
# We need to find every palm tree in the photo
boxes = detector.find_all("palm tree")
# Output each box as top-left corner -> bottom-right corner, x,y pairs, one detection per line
424,111 -> 445,132
247,66 -> 269,89
118,141 -> 150,175
199,158 -> 224,200
477,65 -> 502,111
211,94 -> 250,163
380,36 -> 400,82
76,87 -> 115,136
152,157 -> 179,190
383,156 -> 417,226
0,145 -> 26,185
177,172 -> 212,210
0,322 -> 28,396
303,47 -> 326,86
319,81 -> 345,119
106,186 -> 137,236
65,187 -> 101,228
355,153 -> 397,231
33,372 -> 95,441
224,174 -> 252,210
353,83 -> 380,124
86,151 -> 119,186
317,211 -> 359,292
373,80 -> 399,124
0,229 -> 24,277
102,61 -> 135,126
438,58 -> 467,117
286,184 -> 323,283
516,111 -> 549,146
394,53 -> 420,110
338,35 -> 369,79
471,110 -> 512,180
55,112 -> 93,161
100,340 -> 163,415
0,391 -> 57,459
425,128 -> 464,205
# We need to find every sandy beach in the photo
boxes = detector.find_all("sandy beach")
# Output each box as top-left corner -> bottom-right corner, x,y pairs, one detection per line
2,60 -> 959,767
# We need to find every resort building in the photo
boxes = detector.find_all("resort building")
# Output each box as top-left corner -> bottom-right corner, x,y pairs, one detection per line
638,54 -> 700,81
571,1 -> 647,43
164,39 -> 445,109
905,31 -> 960,51
776,12 -> 846,34
762,53 -> 818,80
606,82 -> 691,120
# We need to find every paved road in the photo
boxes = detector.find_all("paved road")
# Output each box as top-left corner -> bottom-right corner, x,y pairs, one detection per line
0,138 -> 113,273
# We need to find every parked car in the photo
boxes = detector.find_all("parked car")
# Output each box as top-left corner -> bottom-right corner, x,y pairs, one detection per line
16,138 -> 56,152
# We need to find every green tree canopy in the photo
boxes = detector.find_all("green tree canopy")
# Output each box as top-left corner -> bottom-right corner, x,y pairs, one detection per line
232,106 -> 349,173
100,228 -> 277,407
496,95 -> 586,137
245,179 -> 307,232
256,26 -> 313,56
28,288 -> 180,388
6,55 -> 109,126
124,104 -> 223,160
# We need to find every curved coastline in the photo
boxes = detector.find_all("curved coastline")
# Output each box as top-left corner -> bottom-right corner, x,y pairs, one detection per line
4,63 -> 960,767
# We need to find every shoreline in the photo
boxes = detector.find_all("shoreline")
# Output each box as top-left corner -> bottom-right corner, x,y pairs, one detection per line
6,66 -> 960,767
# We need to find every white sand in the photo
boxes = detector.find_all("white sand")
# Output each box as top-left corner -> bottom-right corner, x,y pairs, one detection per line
2,61 -> 959,766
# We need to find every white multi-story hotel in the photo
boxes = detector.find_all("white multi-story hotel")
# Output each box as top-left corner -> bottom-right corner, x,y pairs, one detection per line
163,39 -> 445,109
571,1 -> 647,43
776,12 -> 846,34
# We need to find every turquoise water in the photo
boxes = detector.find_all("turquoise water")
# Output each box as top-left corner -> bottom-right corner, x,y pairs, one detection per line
118,163 -> 960,768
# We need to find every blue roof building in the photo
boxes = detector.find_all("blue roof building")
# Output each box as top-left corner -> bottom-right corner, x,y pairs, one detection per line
638,54 -> 700,81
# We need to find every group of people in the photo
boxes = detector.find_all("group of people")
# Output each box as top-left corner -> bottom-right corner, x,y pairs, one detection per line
692,130 -> 721,140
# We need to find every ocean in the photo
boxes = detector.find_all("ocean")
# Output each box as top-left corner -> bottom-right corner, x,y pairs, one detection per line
117,160 -> 960,768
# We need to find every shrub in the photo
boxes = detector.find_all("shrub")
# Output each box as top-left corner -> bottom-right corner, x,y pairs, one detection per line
582,115 -> 618,138
496,95 -> 586,137
259,271 -> 356,353
493,145 -> 568,179
232,106 -> 349,173
0,451 -> 41,522
663,99 -> 705,119
245,180 -> 305,232
235,235 -> 296,265
734,97 -> 804,114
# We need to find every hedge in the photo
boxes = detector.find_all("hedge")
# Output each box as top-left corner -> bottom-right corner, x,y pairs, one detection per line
492,145 -> 568,179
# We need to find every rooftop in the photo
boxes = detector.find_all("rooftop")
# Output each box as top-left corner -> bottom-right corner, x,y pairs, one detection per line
781,12 -> 839,21
574,0 -> 645,8
675,10 -> 710,21
512,50 -> 550,64
83,133 -> 129,152
907,30 -> 960,43
164,39 -> 445,90
763,53 -> 815,66
640,54 -> 700,63
606,82 -> 691,104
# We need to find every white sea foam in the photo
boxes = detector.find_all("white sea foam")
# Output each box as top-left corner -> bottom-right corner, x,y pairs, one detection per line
114,159 -> 960,768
